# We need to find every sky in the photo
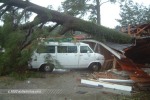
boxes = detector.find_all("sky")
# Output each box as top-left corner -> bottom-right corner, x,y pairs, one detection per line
30,0 -> 150,28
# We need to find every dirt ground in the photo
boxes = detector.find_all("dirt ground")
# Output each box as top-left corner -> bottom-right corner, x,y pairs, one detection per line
0,69 -> 141,100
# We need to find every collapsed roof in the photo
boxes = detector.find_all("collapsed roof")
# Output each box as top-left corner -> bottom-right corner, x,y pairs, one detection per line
124,37 -> 150,64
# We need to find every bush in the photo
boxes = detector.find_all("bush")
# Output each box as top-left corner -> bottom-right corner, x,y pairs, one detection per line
0,29 -> 33,76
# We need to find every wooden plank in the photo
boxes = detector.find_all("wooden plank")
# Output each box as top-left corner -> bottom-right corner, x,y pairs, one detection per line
81,79 -> 132,92
98,78 -> 134,83
102,59 -> 113,70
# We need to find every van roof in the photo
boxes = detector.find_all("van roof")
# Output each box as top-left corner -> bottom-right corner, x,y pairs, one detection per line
43,42 -> 89,46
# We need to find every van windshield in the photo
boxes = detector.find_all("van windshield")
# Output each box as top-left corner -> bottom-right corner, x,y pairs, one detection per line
37,45 -> 55,53
80,46 -> 93,53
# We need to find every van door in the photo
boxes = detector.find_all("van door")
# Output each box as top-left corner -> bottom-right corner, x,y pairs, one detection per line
56,46 -> 79,68
79,46 -> 95,68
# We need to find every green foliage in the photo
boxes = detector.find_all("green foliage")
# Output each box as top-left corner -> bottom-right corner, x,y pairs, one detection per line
75,19 -> 132,43
0,12 -> 61,78
117,0 -> 150,26
0,30 -> 32,75
0,12 -> 33,77
0,14 -> 14,47
44,54 -> 63,69
98,26 -> 131,43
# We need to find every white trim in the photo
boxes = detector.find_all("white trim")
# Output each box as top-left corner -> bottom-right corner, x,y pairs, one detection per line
81,79 -> 132,92
98,78 -> 134,83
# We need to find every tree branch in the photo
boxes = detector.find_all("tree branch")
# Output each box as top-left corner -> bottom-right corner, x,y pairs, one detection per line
58,24 -> 70,35
17,6 -> 32,25
20,28 -> 33,50
20,15 -> 42,29
100,0 -> 110,6
0,4 -> 6,10
0,5 -> 11,17
48,23 -> 59,32
38,22 -> 46,29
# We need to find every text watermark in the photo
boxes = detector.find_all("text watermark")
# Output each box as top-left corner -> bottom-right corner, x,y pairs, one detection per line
0,89 -> 63,94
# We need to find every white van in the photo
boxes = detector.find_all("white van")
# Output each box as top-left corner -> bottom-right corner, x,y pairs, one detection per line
28,41 -> 105,72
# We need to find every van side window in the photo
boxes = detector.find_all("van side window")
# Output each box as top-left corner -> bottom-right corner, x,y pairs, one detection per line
58,46 -> 67,53
68,46 -> 77,53
48,46 -> 55,53
80,46 -> 93,53
57,46 -> 77,53
37,46 -> 55,53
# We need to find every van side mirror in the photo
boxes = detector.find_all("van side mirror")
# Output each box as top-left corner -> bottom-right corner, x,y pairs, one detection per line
87,51 -> 90,53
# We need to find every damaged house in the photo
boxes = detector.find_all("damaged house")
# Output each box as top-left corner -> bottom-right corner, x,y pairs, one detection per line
80,35 -> 150,91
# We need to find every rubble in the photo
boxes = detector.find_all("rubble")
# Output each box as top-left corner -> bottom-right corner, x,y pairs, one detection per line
91,72 -> 119,79
79,39 -> 150,92
80,68 -> 150,92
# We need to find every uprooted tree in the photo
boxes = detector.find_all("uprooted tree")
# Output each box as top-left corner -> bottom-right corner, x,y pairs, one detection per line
0,0 -> 131,75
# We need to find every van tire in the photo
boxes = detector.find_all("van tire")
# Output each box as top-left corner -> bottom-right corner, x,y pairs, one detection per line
89,63 -> 101,72
40,64 -> 54,72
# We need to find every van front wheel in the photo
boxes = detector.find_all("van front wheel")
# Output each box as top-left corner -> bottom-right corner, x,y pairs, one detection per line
40,64 -> 54,72
89,63 -> 101,72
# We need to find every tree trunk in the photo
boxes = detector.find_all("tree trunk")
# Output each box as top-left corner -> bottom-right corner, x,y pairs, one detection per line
96,0 -> 101,25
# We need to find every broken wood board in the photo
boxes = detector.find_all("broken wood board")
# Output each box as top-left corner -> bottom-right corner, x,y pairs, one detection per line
98,78 -> 134,83
81,79 -> 132,92
92,72 -> 119,79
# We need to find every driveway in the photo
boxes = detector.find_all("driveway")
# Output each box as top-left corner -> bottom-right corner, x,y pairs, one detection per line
0,69 -> 132,100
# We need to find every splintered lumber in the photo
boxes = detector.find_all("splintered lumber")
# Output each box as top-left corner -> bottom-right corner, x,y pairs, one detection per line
92,72 -> 119,79
98,78 -> 134,83
81,79 -> 132,92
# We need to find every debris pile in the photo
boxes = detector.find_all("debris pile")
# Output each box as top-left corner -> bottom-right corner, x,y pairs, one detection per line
80,68 -> 150,92
80,70 -> 133,92
91,72 -> 125,79
79,39 -> 150,92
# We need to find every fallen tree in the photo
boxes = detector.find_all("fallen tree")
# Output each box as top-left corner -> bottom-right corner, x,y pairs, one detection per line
0,0 -> 131,44
0,0 -> 132,76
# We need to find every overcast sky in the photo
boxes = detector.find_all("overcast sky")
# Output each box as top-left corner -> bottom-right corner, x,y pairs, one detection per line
30,0 -> 150,28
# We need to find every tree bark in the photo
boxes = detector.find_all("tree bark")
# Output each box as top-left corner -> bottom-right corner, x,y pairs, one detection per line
96,0 -> 101,25
0,0 -> 131,43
